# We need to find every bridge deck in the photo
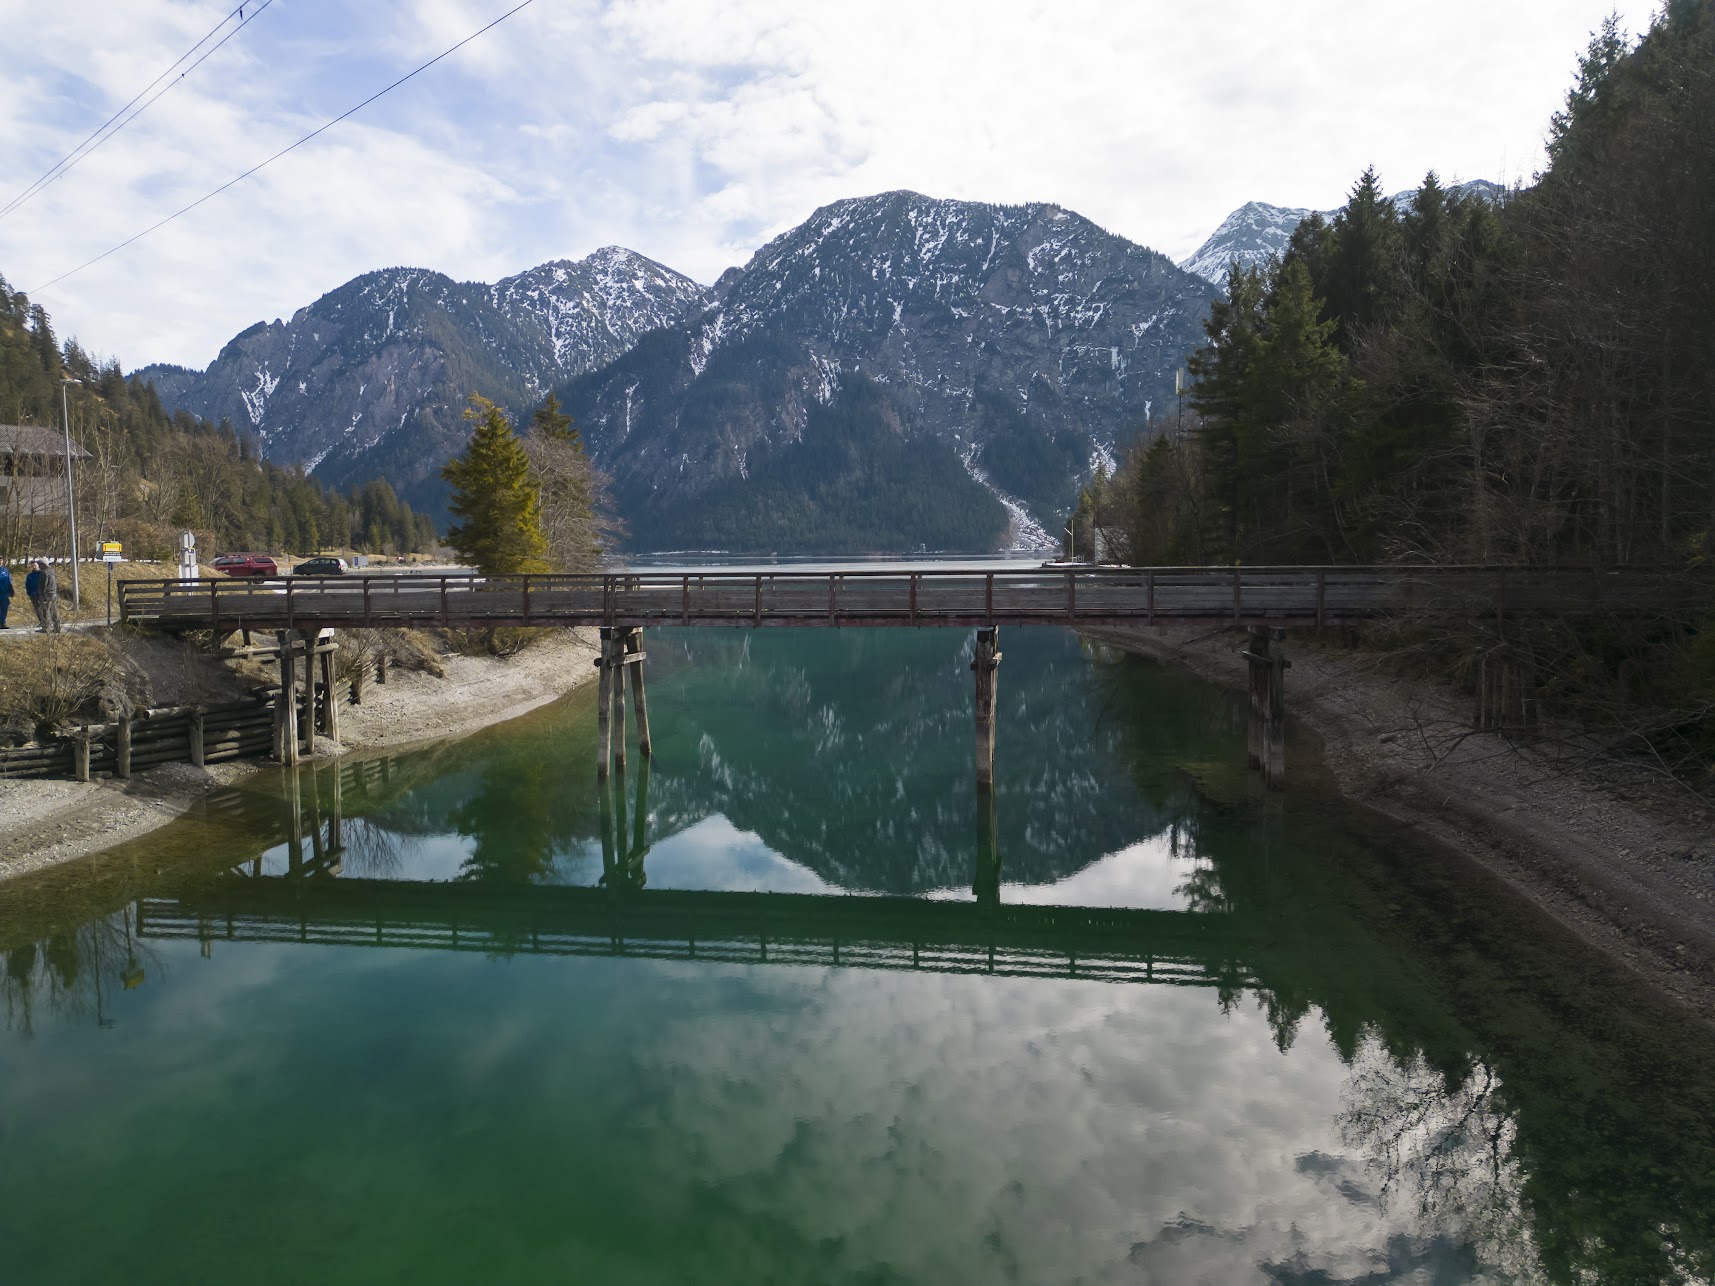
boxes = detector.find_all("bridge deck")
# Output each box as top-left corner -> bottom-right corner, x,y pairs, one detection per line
117,565 -> 1691,632
138,878 -> 1264,988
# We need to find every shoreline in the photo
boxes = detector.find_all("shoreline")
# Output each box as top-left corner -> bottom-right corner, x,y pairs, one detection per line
0,628 -> 599,884
1084,624 -> 1715,1023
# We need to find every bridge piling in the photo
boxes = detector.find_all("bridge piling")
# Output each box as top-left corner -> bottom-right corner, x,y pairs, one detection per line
596,627 -> 615,780
317,632 -> 340,747
626,628 -> 652,758
275,630 -> 299,766
1243,627 -> 1289,788
297,634 -> 316,760
612,630 -> 627,772
973,628 -> 1002,792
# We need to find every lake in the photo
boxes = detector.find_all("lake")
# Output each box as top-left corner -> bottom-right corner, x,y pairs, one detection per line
1,626 -> 1711,1284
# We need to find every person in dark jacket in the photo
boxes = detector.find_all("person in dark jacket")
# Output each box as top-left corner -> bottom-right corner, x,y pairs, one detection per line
25,560 -> 59,633
0,563 -> 13,629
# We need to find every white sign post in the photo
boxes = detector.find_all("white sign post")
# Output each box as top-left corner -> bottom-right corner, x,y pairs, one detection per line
99,541 -> 123,627
177,530 -> 197,582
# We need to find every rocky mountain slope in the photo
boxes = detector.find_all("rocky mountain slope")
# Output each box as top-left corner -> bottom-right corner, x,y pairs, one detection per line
559,190 -> 1218,551
136,248 -> 710,508
1180,179 -> 1507,284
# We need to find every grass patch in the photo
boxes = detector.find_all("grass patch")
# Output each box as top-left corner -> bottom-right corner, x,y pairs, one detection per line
0,634 -> 115,741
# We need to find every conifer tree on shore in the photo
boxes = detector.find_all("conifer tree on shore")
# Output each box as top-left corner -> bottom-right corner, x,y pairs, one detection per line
442,396 -> 549,575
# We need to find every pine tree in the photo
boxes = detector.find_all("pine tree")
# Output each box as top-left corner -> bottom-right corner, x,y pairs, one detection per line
529,392 -> 580,446
442,395 -> 549,574
1320,167 -> 1405,350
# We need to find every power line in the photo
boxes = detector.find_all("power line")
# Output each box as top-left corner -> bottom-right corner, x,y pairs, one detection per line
1,2 -> 274,224
27,0 -> 536,296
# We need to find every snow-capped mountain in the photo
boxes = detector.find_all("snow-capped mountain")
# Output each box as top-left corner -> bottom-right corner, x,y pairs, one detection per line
137,248 -> 710,504
1180,179 -> 1508,285
562,190 -> 1217,551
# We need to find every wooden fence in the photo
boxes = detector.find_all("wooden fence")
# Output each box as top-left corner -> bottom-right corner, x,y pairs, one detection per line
117,565 -> 1708,633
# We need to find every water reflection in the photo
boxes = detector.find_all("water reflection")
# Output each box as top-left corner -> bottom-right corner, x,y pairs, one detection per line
1,629 -> 1713,1284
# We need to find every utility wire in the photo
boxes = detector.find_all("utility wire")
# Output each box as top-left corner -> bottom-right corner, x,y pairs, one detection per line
1,2 -> 274,224
27,0 -> 535,295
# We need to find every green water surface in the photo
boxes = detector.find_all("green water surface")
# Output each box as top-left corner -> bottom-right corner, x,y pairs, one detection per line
1,627 -> 1712,1285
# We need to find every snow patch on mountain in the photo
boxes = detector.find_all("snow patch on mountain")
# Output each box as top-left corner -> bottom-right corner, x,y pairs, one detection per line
1181,179 -> 1509,285
961,445 -> 1055,550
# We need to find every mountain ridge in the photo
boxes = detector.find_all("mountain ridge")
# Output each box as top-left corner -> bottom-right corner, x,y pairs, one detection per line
557,189 -> 1218,550
135,247 -> 711,506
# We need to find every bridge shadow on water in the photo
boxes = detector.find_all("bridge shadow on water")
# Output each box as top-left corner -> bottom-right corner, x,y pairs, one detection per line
131,755 -> 1264,993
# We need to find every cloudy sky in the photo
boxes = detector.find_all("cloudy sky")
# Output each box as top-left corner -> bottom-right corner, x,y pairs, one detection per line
0,0 -> 1659,370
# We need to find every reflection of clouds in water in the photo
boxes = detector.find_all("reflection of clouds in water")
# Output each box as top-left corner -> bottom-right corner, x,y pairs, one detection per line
996,835 -> 1206,909
614,817 -> 1208,905
621,966 -> 1514,1284
621,815 -> 839,894
1339,1040 -> 1545,1285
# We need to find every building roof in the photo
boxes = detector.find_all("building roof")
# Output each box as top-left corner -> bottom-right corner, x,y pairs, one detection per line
0,424 -> 91,459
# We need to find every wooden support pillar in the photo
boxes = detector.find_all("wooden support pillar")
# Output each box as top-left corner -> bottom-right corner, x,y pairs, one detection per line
115,713 -> 133,780
277,630 -> 300,765
596,626 -> 615,780
612,627 -> 628,773
1245,627 -> 1268,770
1265,627 -> 1287,789
188,708 -> 205,769
972,628 -> 1002,792
627,627 -> 652,758
1243,627 -> 1289,788
298,635 -> 316,759
318,636 -> 340,746
73,729 -> 90,783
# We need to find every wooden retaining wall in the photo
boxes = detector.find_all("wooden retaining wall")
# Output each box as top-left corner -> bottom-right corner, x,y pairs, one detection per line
0,697 -> 277,781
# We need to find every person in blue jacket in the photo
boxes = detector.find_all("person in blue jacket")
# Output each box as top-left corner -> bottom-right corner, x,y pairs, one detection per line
0,562 -> 12,629
24,560 -> 59,632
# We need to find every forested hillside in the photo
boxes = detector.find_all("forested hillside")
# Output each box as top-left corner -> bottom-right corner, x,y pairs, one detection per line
1092,1 -> 1715,783
0,276 -> 435,562
1108,2 -> 1713,569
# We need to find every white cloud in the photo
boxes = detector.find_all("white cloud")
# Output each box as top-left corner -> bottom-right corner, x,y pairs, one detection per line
0,0 -> 1662,369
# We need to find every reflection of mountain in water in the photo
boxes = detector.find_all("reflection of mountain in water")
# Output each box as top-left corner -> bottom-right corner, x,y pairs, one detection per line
305,628 -> 1237,894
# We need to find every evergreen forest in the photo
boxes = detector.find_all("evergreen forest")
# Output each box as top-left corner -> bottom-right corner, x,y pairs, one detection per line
636,377 -> 1010,554
0,277 -> 437,564
1086,2 -> 1715,784
1105,4 -> 1713,570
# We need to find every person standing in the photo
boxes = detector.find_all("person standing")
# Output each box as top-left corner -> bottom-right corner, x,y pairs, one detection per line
25,560 -> 59,633
0,562 -> 13,629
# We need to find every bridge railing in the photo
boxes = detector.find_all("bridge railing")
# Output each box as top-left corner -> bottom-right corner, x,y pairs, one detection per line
117,565 -> 1703,630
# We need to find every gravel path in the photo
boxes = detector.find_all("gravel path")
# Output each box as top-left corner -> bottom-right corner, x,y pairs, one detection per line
1086,625 -> 1715,1022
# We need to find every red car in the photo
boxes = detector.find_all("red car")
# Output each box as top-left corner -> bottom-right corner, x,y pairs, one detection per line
212,553 -> 279,578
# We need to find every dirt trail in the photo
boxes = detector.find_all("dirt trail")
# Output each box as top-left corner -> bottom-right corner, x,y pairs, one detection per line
1085,624 -> 1715,1022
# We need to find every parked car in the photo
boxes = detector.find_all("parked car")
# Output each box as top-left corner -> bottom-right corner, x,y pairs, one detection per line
212,553 -> 279,578
293,556 -> 349,577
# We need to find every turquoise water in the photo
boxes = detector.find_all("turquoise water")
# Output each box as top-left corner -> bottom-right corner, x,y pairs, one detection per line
1,627 -> 1711,1284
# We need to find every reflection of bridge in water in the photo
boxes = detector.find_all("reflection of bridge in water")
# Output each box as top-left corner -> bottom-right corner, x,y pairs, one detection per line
135,758 -> 1259,991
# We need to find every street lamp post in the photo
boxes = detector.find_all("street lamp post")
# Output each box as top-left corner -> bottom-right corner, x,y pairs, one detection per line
60,377 -> 82,609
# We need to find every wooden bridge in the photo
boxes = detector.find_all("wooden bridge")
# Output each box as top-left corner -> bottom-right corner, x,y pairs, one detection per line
112,563 -> 1701,791
117,564 -> 1690,634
